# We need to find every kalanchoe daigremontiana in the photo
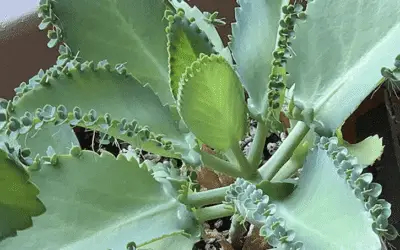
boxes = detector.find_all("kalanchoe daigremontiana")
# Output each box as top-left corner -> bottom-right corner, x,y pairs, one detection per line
0,0 -> 399,249
316,136 -> 398,241
225,178 -> 303,249
381,55 -> 400,98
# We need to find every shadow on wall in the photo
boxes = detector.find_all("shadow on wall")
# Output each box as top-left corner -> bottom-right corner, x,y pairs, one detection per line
0,15 -> 58,99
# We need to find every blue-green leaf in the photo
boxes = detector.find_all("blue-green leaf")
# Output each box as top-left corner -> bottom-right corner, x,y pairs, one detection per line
0,149 -> 200,250
287,0 -> 400,134
230,0 -> 283,118
39,0 -> 174,104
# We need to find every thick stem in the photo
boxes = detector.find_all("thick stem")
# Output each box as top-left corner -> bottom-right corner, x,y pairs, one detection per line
231,142 -> 252,178
258,121 -> 310,180
247,122 -> 269,169
186,186 -> 229,207
271,158 -> 300,181
271,140 -> 310,181
228,214 -> 247,249
200,151 -> 243,178
195,204 -> 234,222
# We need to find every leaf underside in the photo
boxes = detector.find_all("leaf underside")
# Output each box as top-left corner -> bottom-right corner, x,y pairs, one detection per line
287,0 -> 400,133
0,150 -> 199,250
177,55 -> 247,151
0,146 -> 45,242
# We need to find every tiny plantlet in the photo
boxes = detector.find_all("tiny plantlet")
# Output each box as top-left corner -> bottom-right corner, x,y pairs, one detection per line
1,0 -> 400,249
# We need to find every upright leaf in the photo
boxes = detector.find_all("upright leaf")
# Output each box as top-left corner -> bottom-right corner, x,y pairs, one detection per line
39,0 -> 174,104
168,0 -> 233,64
287,0 -> 400,133
167,10 -> 216,98
177,55 -> 247,151
230,0 -> 283,118
0,149 -> 200,250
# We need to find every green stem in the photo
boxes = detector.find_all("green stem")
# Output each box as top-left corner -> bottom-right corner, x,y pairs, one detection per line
195,204 -> 234,222
271,158 -> 301,181
200,151 -> 242,178
231,142 -> 252,178
258,121 -> 310,180
271,141 -> 310,181
247,122 -> 269,169
186,186 -> 229,207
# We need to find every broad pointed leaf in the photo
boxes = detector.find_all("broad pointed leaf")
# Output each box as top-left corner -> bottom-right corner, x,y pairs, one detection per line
287,0 -> 400,133
0,144 -> 45,241
227,137 -> 395,249
40,0 -> 174,104
230,0 -> 283,117
273,141 -> 386,249
9,61 -> 199,162
167,11 -> 216,99
177,55 -> 247,151
0,150 -> 200,250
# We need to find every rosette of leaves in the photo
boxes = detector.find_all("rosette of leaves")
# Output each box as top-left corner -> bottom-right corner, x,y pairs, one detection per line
0,0 -> 399,249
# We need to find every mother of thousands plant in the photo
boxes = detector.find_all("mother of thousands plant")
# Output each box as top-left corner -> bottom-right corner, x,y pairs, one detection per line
1,0 -> 400,249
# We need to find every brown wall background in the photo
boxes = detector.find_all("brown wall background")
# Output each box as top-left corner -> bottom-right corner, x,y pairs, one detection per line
0,15 -> 58,98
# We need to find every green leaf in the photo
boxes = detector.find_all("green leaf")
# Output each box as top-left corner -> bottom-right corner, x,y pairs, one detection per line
0,149 -> 200,250
225,178 -> 302,248
168,0 -> 232,64
287,0 -> 400,133
9,61 -> 199,162
273,138 -> 389,249
4,83 -> 79,157
167,10 -> 216,99
227,136 -> 396,248
271,129 -> 313,181
230,0 -> 283,117
336,128 -> 384,166
177,54 -> 247,151
343,135 -> 384,166
256,180 -> 295,200
40,0 -> 174,104
17,125 -> 79,157
0,143 -> 45,241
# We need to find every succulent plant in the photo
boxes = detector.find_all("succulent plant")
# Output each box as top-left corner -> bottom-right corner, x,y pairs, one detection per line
1,0 -> 399,249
